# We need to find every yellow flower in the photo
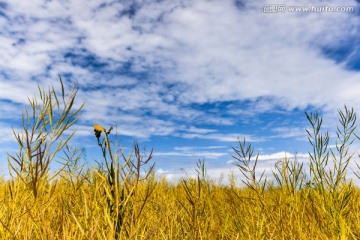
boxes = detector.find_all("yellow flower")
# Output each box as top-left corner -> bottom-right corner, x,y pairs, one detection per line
94,124 -> 105,132
94,124 -> 105,139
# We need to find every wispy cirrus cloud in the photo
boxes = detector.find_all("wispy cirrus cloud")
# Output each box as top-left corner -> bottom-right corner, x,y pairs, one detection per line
155,145 -> 228,159
1,0 -> 359,116
180,132 -> 265,142
155,151 -> 227,159
270,126 -> 307,140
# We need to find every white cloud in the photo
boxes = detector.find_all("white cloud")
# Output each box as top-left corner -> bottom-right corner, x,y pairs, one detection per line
257,152 -> 308,161
270,126 -> 307,139
0,0 -> 356,103
1,0 -> 359,118
162,0 -> 359,108
180,132 -> 265,142
155,151 -> 227,159
184,127 -> 217,134
174,145 -> 227,151
0,101 -> 24,120
155,145 -> 228,159
0,80 -> 37,104
227,151 -> 309,163
0,122 -> 21,144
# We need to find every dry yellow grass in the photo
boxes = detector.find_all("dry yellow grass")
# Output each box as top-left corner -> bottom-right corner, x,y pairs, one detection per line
0,173 -> 360,239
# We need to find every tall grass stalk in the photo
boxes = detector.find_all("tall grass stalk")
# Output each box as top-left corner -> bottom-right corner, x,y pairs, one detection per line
305,106 -> 357,237
8,76 -> 84,198
93,125 -> 155,239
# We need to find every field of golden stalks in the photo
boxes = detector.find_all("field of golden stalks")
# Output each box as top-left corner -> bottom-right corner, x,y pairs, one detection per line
2,78 -> 360,239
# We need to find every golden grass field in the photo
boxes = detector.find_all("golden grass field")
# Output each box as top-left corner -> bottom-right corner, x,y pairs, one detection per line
2,78 -> 360,239
1,166 -> 360,239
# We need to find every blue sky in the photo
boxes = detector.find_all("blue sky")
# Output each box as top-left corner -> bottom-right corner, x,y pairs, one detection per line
0,0 -> 360,181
